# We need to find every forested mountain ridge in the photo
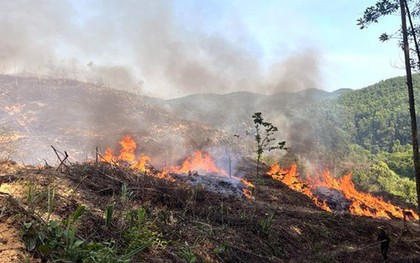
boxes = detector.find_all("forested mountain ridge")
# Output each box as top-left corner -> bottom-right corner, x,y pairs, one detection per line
315,75 -> 420,177
145,75 -> 420,204
297,75 -> 420,204
146,76 -> 419,167
144,88 -> 342,134
334,75 -> 420,153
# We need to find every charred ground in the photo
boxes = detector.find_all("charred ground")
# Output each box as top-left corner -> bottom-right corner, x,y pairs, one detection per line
0,159 -> 419,263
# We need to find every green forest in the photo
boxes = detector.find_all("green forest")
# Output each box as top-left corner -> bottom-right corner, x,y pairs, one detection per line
303,75 -> 420,205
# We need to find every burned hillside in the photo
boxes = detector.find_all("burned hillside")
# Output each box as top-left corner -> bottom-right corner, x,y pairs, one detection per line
1,158 -> 420,263
0,75 -> 240,165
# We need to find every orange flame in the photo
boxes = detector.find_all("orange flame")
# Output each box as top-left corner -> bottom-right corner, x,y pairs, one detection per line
165,151 -> 254,198
103,137 -> 253,198
168,151 -> 228,175
267,164 -> 331,212
102,135 -> 151,172
267,163 -> 418,220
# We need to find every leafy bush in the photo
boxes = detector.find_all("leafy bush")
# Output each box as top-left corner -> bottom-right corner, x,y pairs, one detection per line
352,161 -> 417,204
22,206 -> 91,261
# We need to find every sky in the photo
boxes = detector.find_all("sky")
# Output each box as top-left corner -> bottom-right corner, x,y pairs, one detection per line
0,0 -> 406,98
172,0 -> 404,91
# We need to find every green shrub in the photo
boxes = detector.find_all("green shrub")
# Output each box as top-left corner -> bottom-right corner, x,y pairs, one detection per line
179,242 -> 197,263
123,208 -> 168,253
21,205 -> 149,262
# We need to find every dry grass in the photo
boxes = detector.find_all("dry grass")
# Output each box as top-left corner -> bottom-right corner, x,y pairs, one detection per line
0,160 -> 419,263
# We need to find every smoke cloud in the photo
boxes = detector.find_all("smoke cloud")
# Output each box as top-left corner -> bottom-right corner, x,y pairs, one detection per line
0,0 -> 323,98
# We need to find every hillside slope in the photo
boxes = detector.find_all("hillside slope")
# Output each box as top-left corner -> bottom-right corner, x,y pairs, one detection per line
145,88 -> 347,161
146,76 -> 420,175
0,75 -> 230,165
333,75 -> 420,152
0,159 -> 419,263
146,88 -> 342,131
0,75 -> 419,262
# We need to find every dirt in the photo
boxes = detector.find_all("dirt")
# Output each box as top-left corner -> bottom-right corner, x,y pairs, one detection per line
0,195 -> 40,263
0,222 -> 24,262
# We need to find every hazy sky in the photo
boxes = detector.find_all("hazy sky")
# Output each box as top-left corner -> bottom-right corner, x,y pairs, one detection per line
1,0 -> 405,98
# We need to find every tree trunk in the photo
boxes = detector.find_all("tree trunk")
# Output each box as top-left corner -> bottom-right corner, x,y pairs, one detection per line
256,154 -> 260,177
400,0 -> 420,225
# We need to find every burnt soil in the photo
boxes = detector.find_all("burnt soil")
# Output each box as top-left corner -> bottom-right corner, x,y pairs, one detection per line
0,159 -> 419,263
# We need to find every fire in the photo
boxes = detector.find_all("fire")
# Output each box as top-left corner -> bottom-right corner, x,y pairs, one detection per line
267,163 -> 419,220
267,164 -> 331,212
102,135 -> 151,172
102,136 -> 253,198
164,151 -> 254,198
167,151 -> 228,175
337,175 -> 418,220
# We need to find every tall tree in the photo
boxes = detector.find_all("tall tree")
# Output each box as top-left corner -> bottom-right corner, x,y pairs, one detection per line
358,0 -> 420,221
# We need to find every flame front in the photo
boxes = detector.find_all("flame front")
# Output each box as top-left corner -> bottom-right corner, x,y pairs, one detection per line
164,151 -> 254,198
102,136 -> 253,198
168,151 -> 228,175
102,135 -> 151,172
267,163 -> 418,220
267,164 -> 331,212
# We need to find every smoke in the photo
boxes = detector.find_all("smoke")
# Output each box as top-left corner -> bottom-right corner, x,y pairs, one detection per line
0,0 -> 324,98
266,49 -> 323,94
0,1 -> 73,73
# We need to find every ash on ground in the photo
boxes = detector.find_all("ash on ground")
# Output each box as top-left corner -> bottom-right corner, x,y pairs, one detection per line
313,186 -> 351,214
171,171 -> 250,198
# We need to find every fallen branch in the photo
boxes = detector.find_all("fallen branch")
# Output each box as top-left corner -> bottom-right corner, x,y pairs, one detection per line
226,244 -> 272,261
51,145 -> 69,171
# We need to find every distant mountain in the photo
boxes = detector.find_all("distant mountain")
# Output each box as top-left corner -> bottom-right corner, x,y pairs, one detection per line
144,88 -> 346,161
0,75 -> 230,165
144,76 -> 420,178
145,88 -> 336,132
331,88 -> 353,96
3,73 -> 419,179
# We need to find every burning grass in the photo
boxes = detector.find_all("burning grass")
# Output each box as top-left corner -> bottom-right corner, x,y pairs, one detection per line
267,163 -> 419,220
0,159 -> 420,262
101,135 -> 254,198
